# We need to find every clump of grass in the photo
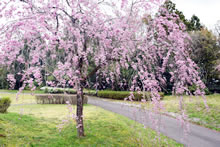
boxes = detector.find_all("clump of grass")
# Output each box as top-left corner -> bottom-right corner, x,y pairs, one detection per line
0,97 -> 11,113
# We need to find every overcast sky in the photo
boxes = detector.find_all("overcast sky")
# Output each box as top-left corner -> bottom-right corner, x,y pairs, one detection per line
172,0 -> 220,30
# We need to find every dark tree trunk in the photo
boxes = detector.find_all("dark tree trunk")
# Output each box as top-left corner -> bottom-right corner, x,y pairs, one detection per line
76,55 -> 85,137
76,81 -> 85,137
75,31 -> 88,137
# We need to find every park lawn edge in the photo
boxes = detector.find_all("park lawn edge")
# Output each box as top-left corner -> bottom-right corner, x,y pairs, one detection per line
0,104 -> 182,147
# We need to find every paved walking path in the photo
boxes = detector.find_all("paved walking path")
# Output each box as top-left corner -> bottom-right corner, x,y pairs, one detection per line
88,96 -> 220,147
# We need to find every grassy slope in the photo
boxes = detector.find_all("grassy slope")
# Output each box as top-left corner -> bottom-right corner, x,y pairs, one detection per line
0,94 -> 182,147
107,94 -> 220,131
163,94 -> 220,131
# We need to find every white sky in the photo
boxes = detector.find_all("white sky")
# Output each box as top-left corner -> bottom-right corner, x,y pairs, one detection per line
172,0 -> 220,30
0,0 -> 219,30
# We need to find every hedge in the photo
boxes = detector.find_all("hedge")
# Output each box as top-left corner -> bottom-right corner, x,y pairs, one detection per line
84,90 -> 97,96
43,87 -> 77,94
41,87 -> 97,96
0,97 -> 11,113
35,94 -> 88,104
188,84 -> 211,95
97,90 -> 164,101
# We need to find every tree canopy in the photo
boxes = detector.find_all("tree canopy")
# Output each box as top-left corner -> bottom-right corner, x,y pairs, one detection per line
163,0 -> 203,31
190,28 -> 220,85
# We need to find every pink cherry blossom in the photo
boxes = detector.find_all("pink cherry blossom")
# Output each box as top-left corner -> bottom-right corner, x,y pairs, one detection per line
0,0 -> 206,138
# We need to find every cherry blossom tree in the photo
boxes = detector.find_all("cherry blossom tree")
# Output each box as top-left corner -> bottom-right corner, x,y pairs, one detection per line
0,0 -> 205,137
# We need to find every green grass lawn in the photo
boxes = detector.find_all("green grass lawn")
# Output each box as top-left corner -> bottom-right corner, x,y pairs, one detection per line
0,89 -> 96,95
0,93 -> 182,146
107,94 -> 220,131
0,93 -> 37,105
162,94 -> 220,131
0,89 -> 44,94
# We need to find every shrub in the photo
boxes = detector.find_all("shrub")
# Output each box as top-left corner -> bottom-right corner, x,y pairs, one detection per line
189,84 -> 212,95
43,88 -> 77,94
204,88 -> 211,95
0,97 -> 11,113
66,89 -> 77,94
188,84 -> 197,94
84,90 -> 97,96
44,88 -> 49,93
35,94 -> 88,104
97,90 -> 164,101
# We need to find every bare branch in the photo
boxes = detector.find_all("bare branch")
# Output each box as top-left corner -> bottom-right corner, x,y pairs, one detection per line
66,0 -> 71,7
55,14 -> 59,35
98,0 -> 105,4
83,65 -> 101,81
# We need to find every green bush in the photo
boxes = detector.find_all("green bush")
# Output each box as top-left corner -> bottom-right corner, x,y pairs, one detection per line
84,90 -> 97,96
204,88 -> 211,95
44,88 -> 49,93
66,89 -> 77,94
44,88 -> 76,94
188,84 -> 197,94
35,94 -> 88,104
189,84 -> 212,95
0,97 -> 11,113
97,90 -> 164,101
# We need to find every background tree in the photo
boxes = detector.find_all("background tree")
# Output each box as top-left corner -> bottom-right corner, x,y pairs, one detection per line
0,66 -> 9,89
189,15 -> 203,31
215,21 -> 220,74
189,28 -> 220,92
160,0 -> 220,94
163,0 -> 203,31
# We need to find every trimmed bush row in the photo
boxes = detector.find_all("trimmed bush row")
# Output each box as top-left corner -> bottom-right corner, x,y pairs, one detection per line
0,97 -> 11,113
84,90 -> 97,96
97,90 -> 164,101
42,87 -> 96,96
40,87 -> 164,101
35,94 -> 88,104
43,87 -> 77,94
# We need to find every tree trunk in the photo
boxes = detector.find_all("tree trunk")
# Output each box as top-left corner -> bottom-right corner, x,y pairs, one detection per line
76,32 -> 87,137
76,81 -> 85,137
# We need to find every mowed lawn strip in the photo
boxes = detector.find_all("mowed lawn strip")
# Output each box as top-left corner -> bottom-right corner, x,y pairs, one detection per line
0,93 -> 182,146
0,93 -> 37,105
0,89 -> 44,94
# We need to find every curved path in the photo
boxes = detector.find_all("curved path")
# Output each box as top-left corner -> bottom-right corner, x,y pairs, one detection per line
88,96 -> 220,147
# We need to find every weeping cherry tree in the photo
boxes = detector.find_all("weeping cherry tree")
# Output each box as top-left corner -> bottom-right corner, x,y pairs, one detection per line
0,0 -> 205,137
